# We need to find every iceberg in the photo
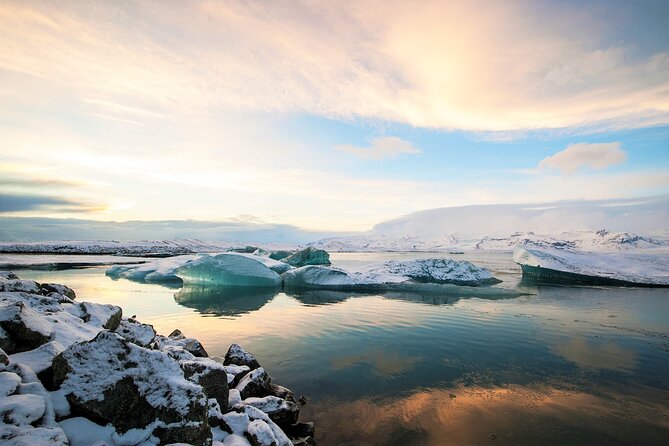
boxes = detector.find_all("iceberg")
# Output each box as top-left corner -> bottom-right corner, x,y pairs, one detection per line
281,247 -> 331,267
282,258 -> 505,291
176,254 -> 281,287
514,246 -> 669,287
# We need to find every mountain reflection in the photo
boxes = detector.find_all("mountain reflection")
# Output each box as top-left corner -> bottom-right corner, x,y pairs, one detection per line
174,285 -> 278,316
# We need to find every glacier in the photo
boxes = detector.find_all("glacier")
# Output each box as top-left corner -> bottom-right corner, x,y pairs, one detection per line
513,246 -> 669,286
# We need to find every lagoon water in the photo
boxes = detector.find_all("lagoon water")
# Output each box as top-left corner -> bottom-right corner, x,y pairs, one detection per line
8,252 -> 669,445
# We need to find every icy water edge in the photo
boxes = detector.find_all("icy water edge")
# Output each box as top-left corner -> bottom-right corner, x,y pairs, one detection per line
8,252 -> 669,446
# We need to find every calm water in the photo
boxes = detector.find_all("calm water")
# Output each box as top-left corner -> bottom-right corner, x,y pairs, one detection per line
9,252 -> 669,445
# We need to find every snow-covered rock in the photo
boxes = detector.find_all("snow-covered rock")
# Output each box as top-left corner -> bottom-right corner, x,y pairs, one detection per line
224,344 -> 261,370
0,362 -> 68,445
52,331 -> 212,445
0,277 -> 42,294
0,301 -> 55,353
514,246 -> 669,286
236,368 -> 272,400
39,283 -> 76,300
242,396 -> 299,426
114,318 -> 156,347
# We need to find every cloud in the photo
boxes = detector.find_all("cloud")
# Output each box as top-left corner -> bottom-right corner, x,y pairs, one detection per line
0,193 -> 99,213
0,1 -> 667,132
336,137 -> 421,160
538,142 -> 627,174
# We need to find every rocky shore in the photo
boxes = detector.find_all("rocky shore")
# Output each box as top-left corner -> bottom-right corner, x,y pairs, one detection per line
0,271 -> 314,446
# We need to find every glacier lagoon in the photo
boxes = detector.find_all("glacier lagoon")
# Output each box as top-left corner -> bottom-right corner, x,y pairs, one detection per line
7,251 -> 669,446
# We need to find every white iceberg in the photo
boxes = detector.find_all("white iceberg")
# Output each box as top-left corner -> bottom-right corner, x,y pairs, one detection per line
282,258 -> 501,290
513,246 -> 669,286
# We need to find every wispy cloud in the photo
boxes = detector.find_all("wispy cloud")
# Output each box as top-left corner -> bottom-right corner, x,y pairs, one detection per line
0,193 -> 101,213
539,142 -> 627,174
336,137 -> 421,160
0,1 -> 666,132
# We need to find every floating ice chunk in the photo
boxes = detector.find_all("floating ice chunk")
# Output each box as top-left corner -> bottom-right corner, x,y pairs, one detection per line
514,246 -> 669,286
282,265 -> 355,289
356,258 -> 501,286
177,254 -> 281,287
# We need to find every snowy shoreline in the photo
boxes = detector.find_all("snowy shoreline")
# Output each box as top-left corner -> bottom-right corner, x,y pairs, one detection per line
1,272 -> 316,446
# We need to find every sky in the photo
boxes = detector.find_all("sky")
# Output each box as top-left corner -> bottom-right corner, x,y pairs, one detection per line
0,0 -> 668,233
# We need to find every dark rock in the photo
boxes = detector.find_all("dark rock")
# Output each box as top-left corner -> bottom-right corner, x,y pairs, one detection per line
0,346 -> 8,365
246,419 -> 278,446
40,283 -> 76,300
224,343 -> 260,370
243,396 -> 299,427
182,359 -> 229,408
282,247 -> 330,267
115,318 -> 156,347
78,302 -> 122,330
0,278 -> 42,294
0,301 -> 54,353
52,331 -> 211,445
292,437 -> 316,446
284,421 -> 315,439
298,395 -> 308,405
166,329 -> 209,357
236,367 -> 272,399
270,383 -> 295,403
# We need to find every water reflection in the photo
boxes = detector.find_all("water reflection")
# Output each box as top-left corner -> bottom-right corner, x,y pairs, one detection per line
304,385 -> 669,446
174,285 -> 277,316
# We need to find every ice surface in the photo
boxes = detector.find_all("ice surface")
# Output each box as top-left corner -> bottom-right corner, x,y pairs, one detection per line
514,246 -> 669,286
282,265 -> 355,289
177,254 -> 281,287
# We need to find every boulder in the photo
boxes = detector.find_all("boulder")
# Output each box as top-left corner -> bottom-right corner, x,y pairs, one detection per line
0,347 -> 8,365
0,278 -> 42,294
246,419 -> 278,446
281,247 -> 330,267
181,358 -> 229,408
222,363 -> 251,388
169,329 -> 208,357
40,283 -> 76,300
115,318 -> 156,347
224,343 -> 260,370
0,301 -> 54,353
52,331 -> 211,445
236,367 -> 272,400
243,396 -> 299,426
0,362 -> 68,444
78,302 -> 122,330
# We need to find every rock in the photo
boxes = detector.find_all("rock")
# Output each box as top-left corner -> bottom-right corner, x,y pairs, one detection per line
0,362 -> 67,444
169,329 -> 209,357
281,247 -> 330,267
0,327 -> 14,354
0,393 -> 46,425
243,396 -> 299,426
52,331 -> 211,445
115,318 -> 156,347
0,278 -> 42,294
236,367 -> 272,400
224,344 -> 260,370
292,437 -> 316,446
40,283 -> 76,300
181,358 -> 229,408
269,384 -> 295,403
228,388 -> 242,409
268,250 -> 292,261
78,302 -> 122,330
246,419 -> 278,446
284,421 -> 315,439
9,340 -> 65,385
0,272 -> 18,280
298,396 -> 308,406
0,301 -> 54,353
0,371 -> 21,396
